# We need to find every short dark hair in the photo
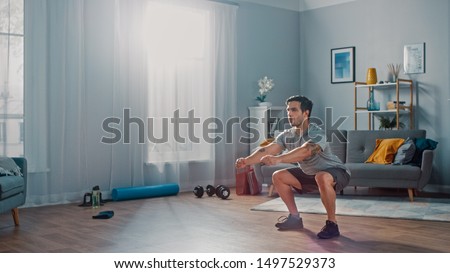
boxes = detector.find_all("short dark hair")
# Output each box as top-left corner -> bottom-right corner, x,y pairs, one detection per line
286,95 -> 313,117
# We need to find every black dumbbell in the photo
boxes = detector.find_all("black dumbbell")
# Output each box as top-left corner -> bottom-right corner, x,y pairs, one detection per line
193,185 -> 204,198
215,185 -> 231,199
193,185 -> 230,199
193,185 -> 214,198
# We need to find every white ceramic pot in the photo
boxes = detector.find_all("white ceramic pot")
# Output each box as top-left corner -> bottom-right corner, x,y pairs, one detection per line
258,102 -> 272,107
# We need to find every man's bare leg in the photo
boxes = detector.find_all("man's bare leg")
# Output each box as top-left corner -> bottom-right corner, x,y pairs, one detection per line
272,169 -> 302,215
272,169 -> 304,230
315,171 -> 337,223
315,171 -> 341,239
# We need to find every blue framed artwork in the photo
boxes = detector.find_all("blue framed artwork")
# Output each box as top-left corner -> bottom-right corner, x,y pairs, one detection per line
331,46 -> 355,84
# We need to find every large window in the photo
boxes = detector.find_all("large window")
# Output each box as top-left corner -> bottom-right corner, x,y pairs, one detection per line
146,2 -> 213,162
0,0 -> 24,156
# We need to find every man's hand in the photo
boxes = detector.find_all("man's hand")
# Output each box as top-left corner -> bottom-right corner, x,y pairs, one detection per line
260,155 -> 282,166
235,157 -> 247,169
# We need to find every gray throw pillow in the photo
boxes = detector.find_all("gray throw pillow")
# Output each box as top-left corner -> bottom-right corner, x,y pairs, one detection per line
393,138 -> 416,165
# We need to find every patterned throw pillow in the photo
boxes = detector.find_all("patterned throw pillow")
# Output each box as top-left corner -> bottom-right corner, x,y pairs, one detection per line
0,157 -> 23,176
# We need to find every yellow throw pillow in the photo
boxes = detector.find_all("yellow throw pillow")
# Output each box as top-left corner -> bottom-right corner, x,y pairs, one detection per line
365,138 -> 405,164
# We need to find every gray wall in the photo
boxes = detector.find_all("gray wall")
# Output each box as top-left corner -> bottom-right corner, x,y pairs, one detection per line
236,2 -> 301,156
299,0 -> 449,186
235,0 -> 449,186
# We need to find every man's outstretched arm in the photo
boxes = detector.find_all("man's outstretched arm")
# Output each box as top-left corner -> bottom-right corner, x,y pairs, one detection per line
235,142 -> 284,169
260,140 -> 322,166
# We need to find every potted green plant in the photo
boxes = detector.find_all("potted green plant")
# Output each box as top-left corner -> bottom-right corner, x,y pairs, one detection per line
377,115 -> 405,130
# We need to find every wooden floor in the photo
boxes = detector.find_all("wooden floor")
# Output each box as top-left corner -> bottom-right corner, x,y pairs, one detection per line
1,188 -> 450,253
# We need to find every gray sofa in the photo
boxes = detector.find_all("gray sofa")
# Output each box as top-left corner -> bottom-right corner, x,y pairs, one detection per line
0,157 -> 27,225
253,130 -> 434,201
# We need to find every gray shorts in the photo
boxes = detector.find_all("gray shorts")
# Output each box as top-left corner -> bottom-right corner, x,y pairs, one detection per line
286,167 -> 350,194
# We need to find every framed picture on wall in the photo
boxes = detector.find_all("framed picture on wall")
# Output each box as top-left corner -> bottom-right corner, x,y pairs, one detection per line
404,43 -> 425,74
331,46 -> 355,84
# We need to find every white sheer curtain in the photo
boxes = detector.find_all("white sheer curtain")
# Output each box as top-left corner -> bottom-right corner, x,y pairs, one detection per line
109,0 -> 147,190
24,0 -> 237,206
25,0 -> 88,205
146,1 -> 213,163
118,0 -> 238,191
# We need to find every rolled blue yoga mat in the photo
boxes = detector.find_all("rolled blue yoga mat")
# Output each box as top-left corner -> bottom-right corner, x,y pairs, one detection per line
111,183 -> 179,201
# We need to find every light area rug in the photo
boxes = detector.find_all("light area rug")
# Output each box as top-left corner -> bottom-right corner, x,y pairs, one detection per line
251,195 -> 450,222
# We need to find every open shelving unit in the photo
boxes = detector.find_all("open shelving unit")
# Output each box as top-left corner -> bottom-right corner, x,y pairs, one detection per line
354,79 -> 414,130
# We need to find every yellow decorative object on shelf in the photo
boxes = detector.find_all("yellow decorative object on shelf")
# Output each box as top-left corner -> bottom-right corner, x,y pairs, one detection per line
366,68 -> 378,84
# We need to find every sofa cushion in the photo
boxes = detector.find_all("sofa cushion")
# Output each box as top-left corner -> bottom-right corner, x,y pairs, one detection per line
365,138 -> 405,164
346,163 -> 421,181
0,175 -> 25,199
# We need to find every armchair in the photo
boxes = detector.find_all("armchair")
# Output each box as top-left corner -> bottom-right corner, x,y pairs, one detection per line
0,157 -> 27,225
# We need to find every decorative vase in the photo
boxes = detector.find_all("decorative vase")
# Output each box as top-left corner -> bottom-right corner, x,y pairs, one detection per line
366,89 -> 380,111
258,102 -> 272,107
366,68 -> 378,85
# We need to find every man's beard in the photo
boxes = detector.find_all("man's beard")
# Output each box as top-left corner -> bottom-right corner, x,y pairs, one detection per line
289,118 -> 306,128
289,118 -> 300,127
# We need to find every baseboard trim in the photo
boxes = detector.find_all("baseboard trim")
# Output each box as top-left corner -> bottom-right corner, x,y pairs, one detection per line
423,184 -> 450,194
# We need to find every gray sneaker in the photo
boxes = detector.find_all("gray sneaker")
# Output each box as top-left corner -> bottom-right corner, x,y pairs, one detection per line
275,215 -> 303,230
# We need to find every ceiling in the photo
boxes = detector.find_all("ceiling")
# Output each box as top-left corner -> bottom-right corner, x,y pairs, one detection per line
236,0 -> 356,12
